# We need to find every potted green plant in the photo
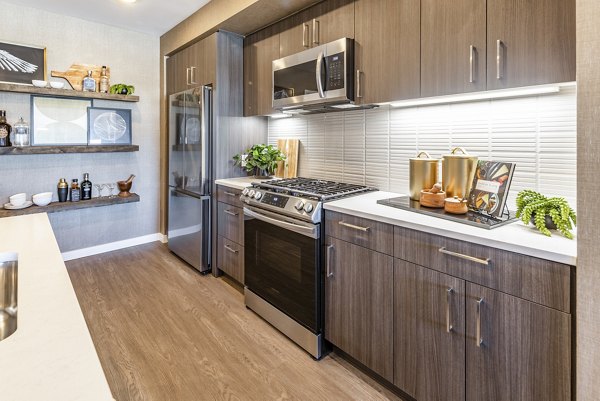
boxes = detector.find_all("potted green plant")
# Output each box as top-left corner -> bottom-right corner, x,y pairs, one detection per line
109,83 -> 135,95
233,144 -> 286,178
515,190 -> 576,239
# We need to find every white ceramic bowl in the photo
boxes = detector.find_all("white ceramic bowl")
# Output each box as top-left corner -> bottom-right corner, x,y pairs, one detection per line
9,193 -> 26,206
32,80 -> 48,88
49,81 -> 64,89
32,192 -> 52,206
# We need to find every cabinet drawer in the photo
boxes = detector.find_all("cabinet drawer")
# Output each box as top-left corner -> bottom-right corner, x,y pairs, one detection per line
326,211 -> 393,255
394,227 -> 571,313
216,185 -> 244,208
217,202 -> 244,244
217,236 -> 244,284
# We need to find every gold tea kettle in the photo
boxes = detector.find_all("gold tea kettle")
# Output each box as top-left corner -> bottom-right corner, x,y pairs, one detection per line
442,147 -> 478,198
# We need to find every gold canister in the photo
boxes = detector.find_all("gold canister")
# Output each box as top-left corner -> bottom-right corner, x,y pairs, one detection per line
442,147 -> 478,198
409,151 -> 439,201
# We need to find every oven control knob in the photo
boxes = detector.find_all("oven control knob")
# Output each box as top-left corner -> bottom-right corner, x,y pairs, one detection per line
248,189 -> 256,198
254,191 -> 262,200
304,203 -> 314,213
294,200 -> 305,211
242,188 -> 249,196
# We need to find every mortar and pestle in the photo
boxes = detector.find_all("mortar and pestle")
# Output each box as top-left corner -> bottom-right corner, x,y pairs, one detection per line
117,174 -> 136,198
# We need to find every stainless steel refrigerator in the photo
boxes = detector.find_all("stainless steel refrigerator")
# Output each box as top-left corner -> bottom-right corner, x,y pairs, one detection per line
167,86 -> 212,272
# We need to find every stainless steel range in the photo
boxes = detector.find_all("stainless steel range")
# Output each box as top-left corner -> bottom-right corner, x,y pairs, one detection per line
241,178 -> 372,359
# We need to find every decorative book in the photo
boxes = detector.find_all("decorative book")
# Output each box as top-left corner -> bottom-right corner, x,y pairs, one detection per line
467,160 -> 516,217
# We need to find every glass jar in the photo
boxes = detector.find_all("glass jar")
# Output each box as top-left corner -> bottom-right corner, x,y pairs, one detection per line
13,117 -> 29,147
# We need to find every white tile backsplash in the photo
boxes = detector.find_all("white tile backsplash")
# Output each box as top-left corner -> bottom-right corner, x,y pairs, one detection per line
268,86 -> 577,206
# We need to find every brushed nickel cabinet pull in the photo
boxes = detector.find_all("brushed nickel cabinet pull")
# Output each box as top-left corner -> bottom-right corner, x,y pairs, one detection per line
438,247 -> 490,265
224,191 -> 237,197
339,221 -> 370,232
224,245 -> 238,254
186,67 -> 191,85
476,298 -> 484,347
446,287 -> 454,333
224,209 -> 239,217
326,245 -> 334,278
356,70 -> 362,98
469,45 -> 475,83
496,39 -> 503,80
302,23 -> 310,48
190,66 -> 198,85
312,19 -> 320,45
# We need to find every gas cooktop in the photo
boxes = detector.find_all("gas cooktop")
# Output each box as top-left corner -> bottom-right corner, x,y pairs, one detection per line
253,177 -> 374,201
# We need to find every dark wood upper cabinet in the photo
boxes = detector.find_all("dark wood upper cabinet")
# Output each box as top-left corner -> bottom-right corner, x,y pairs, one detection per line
421,0 -> 487,97
395,259 -> 466,401
487,0 -> 576,90
325,237 -> 394,381
166,34 -> 217,96
243,24 -> 280,116
465,283 -> 571,401
354,0 -> 420,104
279,0 -> 354,58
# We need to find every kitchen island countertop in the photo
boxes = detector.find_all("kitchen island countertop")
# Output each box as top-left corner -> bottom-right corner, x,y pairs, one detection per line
325,191 -> 577,266
0,213 -> 113,401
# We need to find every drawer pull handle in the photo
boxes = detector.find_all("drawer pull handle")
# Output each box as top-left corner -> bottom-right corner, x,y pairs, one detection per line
438,247 -> 490,265
224,245 -> 239,254
476,298 -> 484,347
326,244 -> 334,278
224,210 -> 239,217
224,191 -> 237,197
339,221 -> 370,232
446,287 -> 454,333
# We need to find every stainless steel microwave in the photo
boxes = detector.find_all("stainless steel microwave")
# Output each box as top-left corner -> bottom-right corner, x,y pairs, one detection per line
272,37 -> 354,110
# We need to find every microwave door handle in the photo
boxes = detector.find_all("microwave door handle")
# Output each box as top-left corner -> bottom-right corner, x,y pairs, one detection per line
316,51 -> 325,98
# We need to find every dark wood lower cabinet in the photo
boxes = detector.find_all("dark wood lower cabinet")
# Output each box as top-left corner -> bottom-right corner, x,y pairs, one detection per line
325,237 -> 394,381
465,283 -> 571,401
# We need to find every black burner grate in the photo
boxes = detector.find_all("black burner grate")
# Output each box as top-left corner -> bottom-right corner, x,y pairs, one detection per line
254,177 -> 373,200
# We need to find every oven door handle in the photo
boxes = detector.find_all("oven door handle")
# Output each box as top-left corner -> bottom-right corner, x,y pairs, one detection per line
243,207 -> 319,239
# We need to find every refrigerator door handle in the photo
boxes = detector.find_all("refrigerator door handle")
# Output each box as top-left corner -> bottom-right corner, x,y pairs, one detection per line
200,87 -> 211,195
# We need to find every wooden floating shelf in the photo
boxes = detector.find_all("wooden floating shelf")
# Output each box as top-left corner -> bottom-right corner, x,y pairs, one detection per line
0,145 -> 139,155
0,82 -> 139,102
0,193 -> 140,218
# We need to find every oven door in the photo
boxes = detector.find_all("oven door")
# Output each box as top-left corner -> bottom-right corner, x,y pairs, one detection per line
244,206 -> 321,333
272,37 -> 353,109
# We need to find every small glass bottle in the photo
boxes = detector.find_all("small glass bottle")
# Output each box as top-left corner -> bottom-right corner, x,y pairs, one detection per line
70,179 -> 81,202
82,70 -> 96,92
57,178 -> 69,202
0,110 -> 12,147
81,173 -> 92,200
99,66 -> 109,93
13,117 -> 30,147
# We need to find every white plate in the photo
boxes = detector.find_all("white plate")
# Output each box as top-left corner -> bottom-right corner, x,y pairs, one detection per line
4,201 -> 33,210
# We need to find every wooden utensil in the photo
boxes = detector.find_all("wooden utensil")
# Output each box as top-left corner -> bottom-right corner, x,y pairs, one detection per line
51,64 -> 110,91
275,139 -> 299,178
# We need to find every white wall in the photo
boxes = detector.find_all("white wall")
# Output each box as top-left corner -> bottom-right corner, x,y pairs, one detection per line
268,86 -> 577,207
0,1 -> 160,252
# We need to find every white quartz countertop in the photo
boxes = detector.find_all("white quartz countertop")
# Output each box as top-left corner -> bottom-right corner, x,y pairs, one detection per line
215,176 -> 275,191
0,214 -> 113,401
325,191 -> 577,266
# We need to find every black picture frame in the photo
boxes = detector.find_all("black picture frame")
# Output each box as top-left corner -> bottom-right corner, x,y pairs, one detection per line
0,41 -> 46,85
31,95 -> 92,145
87,107 -> 132,145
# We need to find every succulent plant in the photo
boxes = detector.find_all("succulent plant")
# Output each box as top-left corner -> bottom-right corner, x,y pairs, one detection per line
515,190 -> 576,239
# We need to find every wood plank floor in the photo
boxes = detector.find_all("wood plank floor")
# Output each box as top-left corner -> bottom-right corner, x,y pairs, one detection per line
66,242 -> 405,401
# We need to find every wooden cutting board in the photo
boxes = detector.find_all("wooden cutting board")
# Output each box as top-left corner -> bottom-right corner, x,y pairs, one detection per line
51,64 -> 110,91
275,139 -> 299,178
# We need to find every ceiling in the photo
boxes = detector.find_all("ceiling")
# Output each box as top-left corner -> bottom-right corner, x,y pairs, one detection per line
3,0 -> 212,36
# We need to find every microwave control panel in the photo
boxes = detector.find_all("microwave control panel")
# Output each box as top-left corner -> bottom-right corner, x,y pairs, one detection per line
326,52 -> 345,90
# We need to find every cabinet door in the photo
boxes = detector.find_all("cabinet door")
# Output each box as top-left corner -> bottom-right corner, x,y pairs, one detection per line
279,12 -> 310,58
325,237 -> 394,381
244,25 -> 280,116
421,0 -> 486,97
487,0 -> 575,90
166,51 -> 185,95
465,283 -> 571,401
355,0 -> 420,104
310,0 -> 354,46
416,263 -> 466,401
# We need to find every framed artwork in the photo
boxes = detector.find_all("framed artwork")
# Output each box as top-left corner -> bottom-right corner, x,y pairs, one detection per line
31,96 -> 91,145
0,41 -> 46,85
87,107 -> 132,145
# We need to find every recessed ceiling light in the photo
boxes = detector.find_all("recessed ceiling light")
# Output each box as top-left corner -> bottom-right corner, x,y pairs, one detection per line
120,0 -> 137,4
